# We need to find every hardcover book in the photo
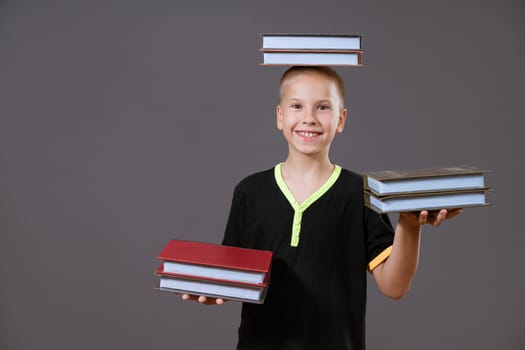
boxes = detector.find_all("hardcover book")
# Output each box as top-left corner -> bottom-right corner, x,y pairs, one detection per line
155,239 -> 273,303
363,165 -> 488,196
364,188 -> 491,214
155,265 -> 269,304
261,49 -> 363,66
260,33 -> 364,66
262,34 -> 362,50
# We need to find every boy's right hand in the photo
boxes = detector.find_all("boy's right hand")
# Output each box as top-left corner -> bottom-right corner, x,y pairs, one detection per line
181,294 -> 225,305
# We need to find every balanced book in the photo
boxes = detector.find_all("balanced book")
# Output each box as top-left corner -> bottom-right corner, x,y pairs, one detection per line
261,50 -> 362,66
260,33 -> 364,67
262,34 -> 362,50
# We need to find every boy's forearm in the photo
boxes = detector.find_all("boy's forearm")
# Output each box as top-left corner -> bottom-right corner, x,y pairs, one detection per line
374,215 -> 422,299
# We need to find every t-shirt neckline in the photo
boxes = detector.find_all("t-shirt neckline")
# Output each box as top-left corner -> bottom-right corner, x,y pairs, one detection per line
274,163 -> 342,208
273,163 -> 342,247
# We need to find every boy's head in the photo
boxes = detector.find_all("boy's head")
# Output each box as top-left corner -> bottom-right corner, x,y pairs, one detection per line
276,66 -> 347,158
278,66 -> 345,110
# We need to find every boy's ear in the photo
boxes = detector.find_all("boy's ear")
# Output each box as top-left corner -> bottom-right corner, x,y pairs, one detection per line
276,105 -> 283,130
336,108 -> 347,133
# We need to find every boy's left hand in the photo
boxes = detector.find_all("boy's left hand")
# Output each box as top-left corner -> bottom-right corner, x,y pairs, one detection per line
400,208 -> 463,227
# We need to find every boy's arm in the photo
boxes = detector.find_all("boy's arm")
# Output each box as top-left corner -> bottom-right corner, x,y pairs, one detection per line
372,208 -> 462,300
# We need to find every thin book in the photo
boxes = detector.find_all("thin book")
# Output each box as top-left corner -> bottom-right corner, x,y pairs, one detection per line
261,50 -> 363,66
155,265 -> 269,303
363,165 -> 489,196
364,188 -> 491,214
262,34 -> 362,50
260,33 -> 364,66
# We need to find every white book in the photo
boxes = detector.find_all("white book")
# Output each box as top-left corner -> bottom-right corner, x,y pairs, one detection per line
365,190 -> 490,214
262,34 -> 361,50
163,260 -> 266,284
365,173 -> 485,196
363,165 -> 488,196
261,51 -> 362,66
157,276 -> 267,303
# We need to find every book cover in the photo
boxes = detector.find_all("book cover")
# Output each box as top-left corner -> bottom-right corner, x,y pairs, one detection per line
363,165 -> 489,196
157,239 -> 273,279
364,165 -> 486,181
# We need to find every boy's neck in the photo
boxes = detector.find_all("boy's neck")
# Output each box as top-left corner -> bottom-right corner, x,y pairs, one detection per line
280,154 -> 336,204
282,153 -> 334,179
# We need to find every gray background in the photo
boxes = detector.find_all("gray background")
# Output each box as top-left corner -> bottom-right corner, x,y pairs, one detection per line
2,0 -> 524,349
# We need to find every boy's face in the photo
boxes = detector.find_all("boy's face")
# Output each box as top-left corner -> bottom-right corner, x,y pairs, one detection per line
276,71 -> 347,158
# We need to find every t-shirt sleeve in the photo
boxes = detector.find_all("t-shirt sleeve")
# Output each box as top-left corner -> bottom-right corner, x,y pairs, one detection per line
222,184 -> 245,248
365,206 -> 395,271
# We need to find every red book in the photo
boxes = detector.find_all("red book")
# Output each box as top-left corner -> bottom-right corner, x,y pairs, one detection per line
155,239 -> 273,303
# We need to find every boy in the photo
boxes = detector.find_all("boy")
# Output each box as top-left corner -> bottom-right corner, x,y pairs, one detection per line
183,66 -> 461,349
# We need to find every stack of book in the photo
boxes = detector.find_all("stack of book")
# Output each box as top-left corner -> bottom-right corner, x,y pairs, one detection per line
260,33 -> 363,66
154,239 -> 273,304
363,165 -> 491,214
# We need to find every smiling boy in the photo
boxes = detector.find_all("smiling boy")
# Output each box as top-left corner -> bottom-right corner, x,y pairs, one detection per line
184,66 -> 461,349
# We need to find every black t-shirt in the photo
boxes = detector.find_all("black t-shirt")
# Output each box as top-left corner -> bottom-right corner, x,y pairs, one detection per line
222,165 -> 394,350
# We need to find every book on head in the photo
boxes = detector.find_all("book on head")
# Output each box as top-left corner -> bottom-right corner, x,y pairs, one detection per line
261,49 -> 363,66
260,33 -> 364,66
262,34 -> 362,50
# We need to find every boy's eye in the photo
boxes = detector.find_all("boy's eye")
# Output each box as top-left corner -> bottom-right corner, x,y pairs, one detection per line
318,105 -> 330,110
290,104 -> 302,109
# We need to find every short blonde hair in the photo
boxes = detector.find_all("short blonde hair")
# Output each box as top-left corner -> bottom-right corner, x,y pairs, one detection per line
279,66 -> 345,108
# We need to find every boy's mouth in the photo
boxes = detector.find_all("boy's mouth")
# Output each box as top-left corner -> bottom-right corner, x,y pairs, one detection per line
296,131 -> 321,139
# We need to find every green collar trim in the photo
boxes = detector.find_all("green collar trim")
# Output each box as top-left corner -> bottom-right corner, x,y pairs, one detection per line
274,163 -> 342,247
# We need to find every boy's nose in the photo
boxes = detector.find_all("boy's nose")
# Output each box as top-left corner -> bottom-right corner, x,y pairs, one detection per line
301,118 -> 317,125
302,108 -> 317,124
